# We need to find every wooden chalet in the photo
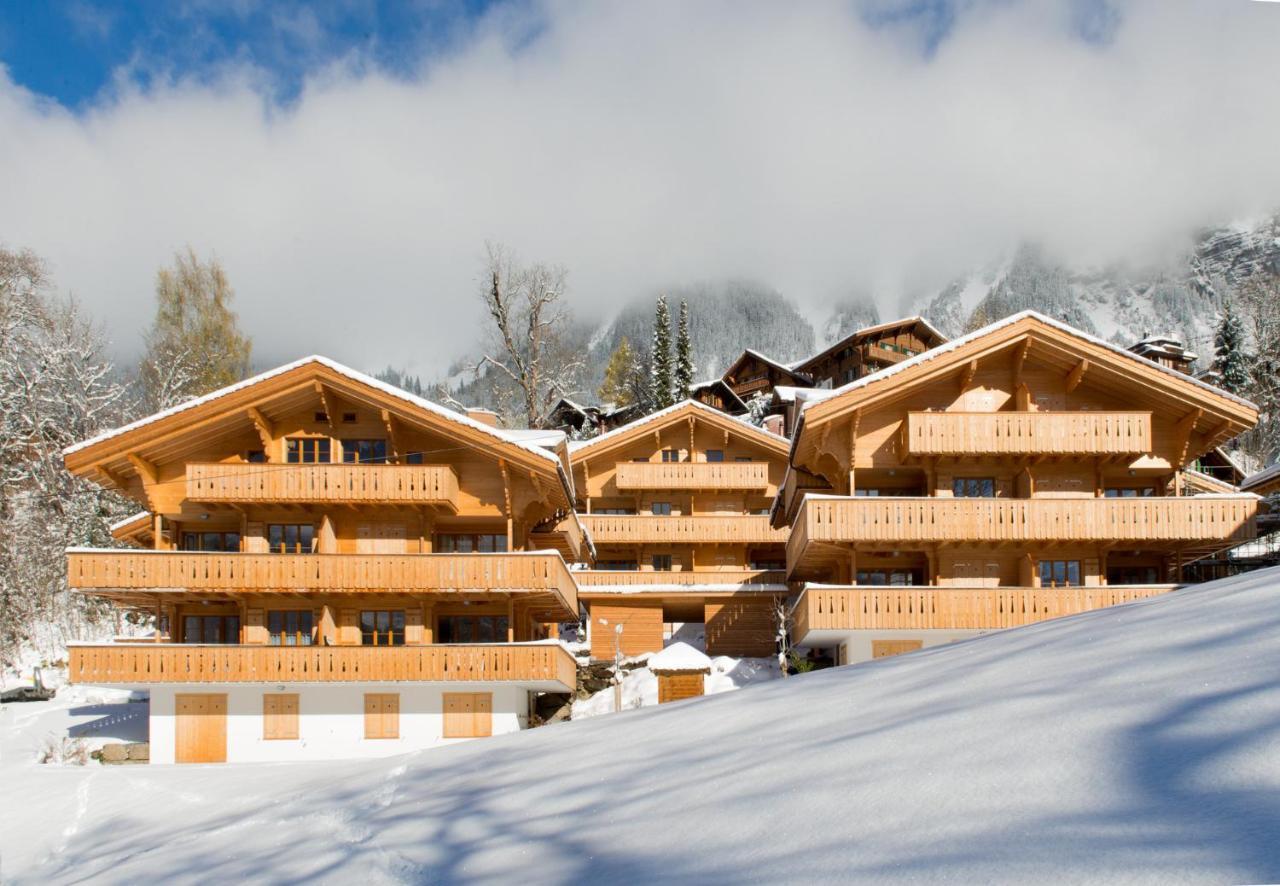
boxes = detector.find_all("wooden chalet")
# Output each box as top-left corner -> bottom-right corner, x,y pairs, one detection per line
721,350 -> 811,403
566,400 -> 791,660
777,311 -> 1260,664
62,356 -> 583,763
795,316 -> 948,389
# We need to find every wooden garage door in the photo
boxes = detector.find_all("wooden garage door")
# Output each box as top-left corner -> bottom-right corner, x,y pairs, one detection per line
872,640 -> 923,659
590,602 -> 663,659
443,692 -> 493,738
175,693 -> 227,763
705,598 -> 776,657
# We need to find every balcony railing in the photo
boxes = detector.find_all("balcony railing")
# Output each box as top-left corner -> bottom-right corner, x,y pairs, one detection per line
186,462 -> 460,508
903,411 -> 1153,458
68,643 -> 577,689
614,461 -> 770,491
578,514 -> 787,545
791,584 -> 1177,641
66,550 -> 578,616
574,569 -> 787,587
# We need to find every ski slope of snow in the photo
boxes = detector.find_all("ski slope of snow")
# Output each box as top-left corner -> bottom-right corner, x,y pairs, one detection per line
3,568 -> 1279,884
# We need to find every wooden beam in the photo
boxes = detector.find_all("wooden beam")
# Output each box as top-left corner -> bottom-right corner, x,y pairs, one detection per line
246,407 -> 275,458
1012,338 -> 1030,387
499,458 -> 513,549
381,409 -> 401,462
313,381 -> 336,428
126,453 -> 159,485
1174,408 -> 1203,466
1065,358 -> 1089,394
688,416 -> 696,460
958,359 -> 978,393
97,463 -> 131,492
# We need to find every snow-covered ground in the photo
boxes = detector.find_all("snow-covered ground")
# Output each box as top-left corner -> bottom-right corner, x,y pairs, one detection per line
571,652 -> 781,719
4,567 -> 1279,883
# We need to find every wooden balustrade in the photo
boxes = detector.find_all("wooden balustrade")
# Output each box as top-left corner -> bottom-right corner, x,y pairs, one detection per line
904,411 -> 1153,457
574,569 -> 787,587
186,462 -> 459,507
68,643 -> 577,689
792,584 -> 1177,639
578,515 -> 787,544
67,551 -> 578,615
614,461 -> 770,491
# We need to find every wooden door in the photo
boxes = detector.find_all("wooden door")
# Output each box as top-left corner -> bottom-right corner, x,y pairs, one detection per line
443,692 -> 492,738
175,693 -> 227,763
872,640 -> 923,659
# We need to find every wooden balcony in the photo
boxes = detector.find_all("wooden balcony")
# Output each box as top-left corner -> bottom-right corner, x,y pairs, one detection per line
575,569 -> 787,588
185,462 -> 459,508
68,643 -> 577,689
578,514 -> 787,545
903,411 -> 1152,458
791,584 -> 1177,641
66,550 -> 578,616
614,461 -> 770,491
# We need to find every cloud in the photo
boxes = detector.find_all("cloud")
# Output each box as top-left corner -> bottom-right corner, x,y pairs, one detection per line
1,0 -> 1279,377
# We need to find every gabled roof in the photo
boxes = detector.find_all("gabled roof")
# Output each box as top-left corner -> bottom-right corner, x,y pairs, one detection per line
1242,462 -> 1280,493
722,349 -> 812,385
568,399 -> 788,461
796,315 -> 948,374
688,378 -> 749,413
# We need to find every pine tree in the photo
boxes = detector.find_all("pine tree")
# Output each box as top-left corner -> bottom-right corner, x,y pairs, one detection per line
651,296 -> 673,409
1214,302 -> 1251,395
599,337 -> 636,406
674,300 -> 693,401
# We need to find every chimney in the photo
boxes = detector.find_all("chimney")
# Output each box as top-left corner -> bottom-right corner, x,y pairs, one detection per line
467,408 -> 501,428
763,414 -> 785,437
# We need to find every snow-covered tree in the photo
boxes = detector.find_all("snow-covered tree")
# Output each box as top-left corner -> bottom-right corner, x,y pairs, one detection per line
744,392 -> 771,427
1213,302 -> 1251,396
651,296 -> 673,409
674,300 -> 693,402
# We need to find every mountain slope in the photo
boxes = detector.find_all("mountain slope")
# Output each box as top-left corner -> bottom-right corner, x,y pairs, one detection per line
6,568 -> 1280,884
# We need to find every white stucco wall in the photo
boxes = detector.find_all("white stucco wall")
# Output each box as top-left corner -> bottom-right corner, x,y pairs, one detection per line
148,682 -> 530,764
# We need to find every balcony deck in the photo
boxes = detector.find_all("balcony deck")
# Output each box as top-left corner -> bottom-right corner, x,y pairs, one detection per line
903,411 -> 1152,458
613,461 -> 770,491
578,514 -> 787,545
66,550 -> 578,617
792,584 -> 1177,642
186,462 -> 459,508
68,643 -> 577,689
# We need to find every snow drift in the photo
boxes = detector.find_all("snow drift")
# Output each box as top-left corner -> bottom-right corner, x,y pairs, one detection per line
5,568 -> 1280,884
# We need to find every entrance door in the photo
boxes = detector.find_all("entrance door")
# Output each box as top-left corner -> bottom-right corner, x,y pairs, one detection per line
175,693 -> 227,763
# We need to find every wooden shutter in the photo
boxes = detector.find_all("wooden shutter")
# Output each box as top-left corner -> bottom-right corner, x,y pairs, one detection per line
473,692 -> 492,737
364,693 -> 399,739
339,609 -> 359,646
243,522 -> 268,553
245,608 -> 267,645
405,607 -> 424,645
872,639 -> 923,659
443,692 -> 492,738
263,693 -> 299,740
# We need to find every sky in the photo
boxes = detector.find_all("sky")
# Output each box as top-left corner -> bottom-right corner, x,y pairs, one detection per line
1,0 -> 1279,377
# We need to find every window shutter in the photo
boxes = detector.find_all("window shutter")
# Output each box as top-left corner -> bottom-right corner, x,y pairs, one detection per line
405,607 -> 424,645
245,608 -> 267,645
339,609 -> 359,645
244,522 -> 268,553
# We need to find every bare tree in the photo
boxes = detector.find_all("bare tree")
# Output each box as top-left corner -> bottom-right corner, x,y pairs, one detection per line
475,243 -> 583,428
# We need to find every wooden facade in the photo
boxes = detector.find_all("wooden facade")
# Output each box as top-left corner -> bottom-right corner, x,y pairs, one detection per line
796,316 -> 947,389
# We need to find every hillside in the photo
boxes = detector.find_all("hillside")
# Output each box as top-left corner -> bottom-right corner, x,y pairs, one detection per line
5,568 -> 1278,883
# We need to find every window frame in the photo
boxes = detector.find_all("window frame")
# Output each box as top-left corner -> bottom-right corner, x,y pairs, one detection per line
285,436 -> 331,464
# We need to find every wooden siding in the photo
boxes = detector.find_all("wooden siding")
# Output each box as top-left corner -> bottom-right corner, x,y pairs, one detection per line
186,462 -> 460,508
68,643 -> 578,690
590,602 -> 663,659
614,461 -> 770,491
904,411 -> 1152,457
657,672 -> 705,704
705,598 -> 777,657
579,515 -> 787,545
67,550 -> 578,617
575,569 -> 786,587
792,584 -> 1177,638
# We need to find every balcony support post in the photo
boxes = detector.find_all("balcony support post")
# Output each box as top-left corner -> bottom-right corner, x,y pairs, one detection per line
246,407 -> 275,458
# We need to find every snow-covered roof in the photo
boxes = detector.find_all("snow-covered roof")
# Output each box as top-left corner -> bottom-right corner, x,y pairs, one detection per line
1243,462 -> 1280,492
798,315 -> 949,370
728,348 -> 812,382
568,398 -> 788,455
109,511 -> 151,533
648,641 -> 713,672
801,310 -> 1257,414
63,355 -> 560,465
503,428 -> 568,450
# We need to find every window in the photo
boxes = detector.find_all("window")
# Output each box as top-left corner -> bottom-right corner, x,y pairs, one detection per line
843,368 -> 857,384
651,502 -> 673,516
750,557 -> 785,570
268,524 -> 314,554
661,449 -> 680,463
596,560 -> 639,571
180,531 -> 240,552
1109,566 -> 1160,585
437,615 -> 510,644
360,610 -> 406,646
652,554 -> 673,571
443,692 -> 492,738
1038,560 -> 1081,587
342,411 -> 357,423
263,694 -> 299,740
705,450 -> 724,463
1105,487 -> 1155,498
953,477 -> 996,498
854,489 -> 880,497
435,533 -> 508,553
183,614 -> 240,644
594,508 -> 636,515
856,569 -> 922,586
314,411 -> 328,423
364,693 -> 399,739
342,439 -> 387,465
286,437 -> 330,464
246,449 -> 266,463
405,452 -> 424,465
735,456 -> 753,463
268,610 -> 314,646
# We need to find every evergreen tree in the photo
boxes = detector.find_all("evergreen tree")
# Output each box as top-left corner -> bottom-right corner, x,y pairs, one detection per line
675,299 -> 693,401
599,337 -> 636,406
651,296 -> 673,409
1213,302 -> 1251,395
139,248 -> 252,411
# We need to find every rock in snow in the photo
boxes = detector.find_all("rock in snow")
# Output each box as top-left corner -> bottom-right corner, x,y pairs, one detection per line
3,568 -> 1280,883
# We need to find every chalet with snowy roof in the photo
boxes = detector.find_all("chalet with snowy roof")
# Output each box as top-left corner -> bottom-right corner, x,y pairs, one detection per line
1128,333 -> 1198,374
61,356 -> 583,764
794,316 -> 948,389
721,349 -> 811,404
688,378 -> 748,416
565,400 -> 791,660
778,311 -> 1259,665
